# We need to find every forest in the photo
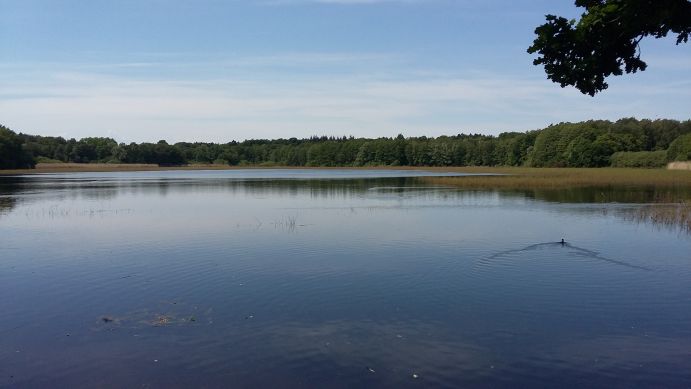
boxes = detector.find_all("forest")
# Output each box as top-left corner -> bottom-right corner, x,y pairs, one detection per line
1,118 -> 690,170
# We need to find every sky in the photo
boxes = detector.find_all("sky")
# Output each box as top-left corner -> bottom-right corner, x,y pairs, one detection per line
1,0 -> 689,143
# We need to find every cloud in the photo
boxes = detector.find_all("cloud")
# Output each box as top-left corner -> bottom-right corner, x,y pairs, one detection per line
0,55 -> 689,143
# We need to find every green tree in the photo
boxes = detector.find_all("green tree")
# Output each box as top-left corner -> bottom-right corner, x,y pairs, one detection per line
69,142 -> 97,163
610,150 -> 667,167
528,0 -> 691,95
80,137 -> 118,161
155,140 -> 185,166
4,117 -> 687,169
0,125 -> 35,169
564,136 -> 597,167
192,144 -> 213,163
667,133 -> 691,161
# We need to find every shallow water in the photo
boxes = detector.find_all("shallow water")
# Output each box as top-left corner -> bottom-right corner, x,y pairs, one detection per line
1,169 -> 690,388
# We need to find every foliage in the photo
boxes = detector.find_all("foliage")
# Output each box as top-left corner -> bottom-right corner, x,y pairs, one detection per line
3,118 -> 690,170
610,150 -> 668,168
667,133 -> 691,162
421,167 -> 691,190
528,0 -> 691,95
0,125 -> 35,169
527,118 -> 688,167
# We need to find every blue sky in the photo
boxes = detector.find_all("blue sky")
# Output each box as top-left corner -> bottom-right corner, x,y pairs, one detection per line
1,0 -> 689,143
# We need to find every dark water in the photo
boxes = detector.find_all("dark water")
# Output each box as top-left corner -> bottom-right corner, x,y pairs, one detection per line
1,169 -> 690,388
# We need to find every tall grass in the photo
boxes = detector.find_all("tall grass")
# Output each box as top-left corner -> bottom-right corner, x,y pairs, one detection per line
420,167 -> 691,233
420,167 -> 691,190
618,202 -> 691,234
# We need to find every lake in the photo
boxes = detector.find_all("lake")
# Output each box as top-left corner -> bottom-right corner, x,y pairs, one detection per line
1,169 -> 690,388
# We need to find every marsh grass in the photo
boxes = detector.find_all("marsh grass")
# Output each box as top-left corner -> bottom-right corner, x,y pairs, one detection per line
418,167 -> 691,190
273,215 -> 299,232
619,202 -> 691,233
3,164 -> 690,230
2,164 -> 690,188
417,167 -> 691,233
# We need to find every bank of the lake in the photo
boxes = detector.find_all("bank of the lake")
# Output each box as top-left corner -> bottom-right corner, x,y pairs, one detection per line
2,163 -> 691,190
420,166 -> 691,190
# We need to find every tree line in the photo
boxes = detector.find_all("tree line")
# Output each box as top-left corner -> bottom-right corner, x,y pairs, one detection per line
1,118 -> 690,170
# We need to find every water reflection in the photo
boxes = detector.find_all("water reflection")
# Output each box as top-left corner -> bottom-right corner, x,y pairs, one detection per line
0,196 -> 15,215
510,186 -> 691,203
2,171 -> 690,233
1,170 -> 691,388
0,177 -> 22,216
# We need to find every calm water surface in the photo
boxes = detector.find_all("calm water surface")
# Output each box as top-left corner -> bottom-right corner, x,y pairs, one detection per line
1,169 -> 690,388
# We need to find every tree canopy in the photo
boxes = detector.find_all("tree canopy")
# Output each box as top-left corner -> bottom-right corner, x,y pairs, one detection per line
528,0 -> 691,96
2,118 -> 689,170
0,125 -> 35,169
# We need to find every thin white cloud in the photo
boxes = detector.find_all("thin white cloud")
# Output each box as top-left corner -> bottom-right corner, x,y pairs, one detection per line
0,52 -> 400,73
1,65 -> 689,144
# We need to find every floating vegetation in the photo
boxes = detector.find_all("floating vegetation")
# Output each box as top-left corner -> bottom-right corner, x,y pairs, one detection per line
23,205 -> 134,220
151,315 -> 172,327
96,302 -> 213,330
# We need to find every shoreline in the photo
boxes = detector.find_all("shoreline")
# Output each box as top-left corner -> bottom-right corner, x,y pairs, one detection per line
2,162 -> 689,174
0,163 -> 455,175
1,163 -> 690,189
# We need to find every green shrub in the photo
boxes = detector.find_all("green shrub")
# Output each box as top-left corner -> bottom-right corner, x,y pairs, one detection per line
610,151 -> 668,168
667,133 -> 691,162
610,150 -> 667,168
35,156 -> 64,164
0,125 -> 35,169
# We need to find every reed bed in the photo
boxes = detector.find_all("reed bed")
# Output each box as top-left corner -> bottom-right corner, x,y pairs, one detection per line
617,202 -> 691,234
419,167 -> 691,190
2,164 -> 690,188
418,167 -> 691,233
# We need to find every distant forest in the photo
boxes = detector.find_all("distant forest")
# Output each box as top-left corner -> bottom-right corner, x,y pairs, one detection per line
2,118 -> 691,170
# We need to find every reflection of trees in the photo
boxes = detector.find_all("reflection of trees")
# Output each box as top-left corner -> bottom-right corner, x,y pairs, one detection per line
0,177 -> 420,212
0,177 -> 23,217
507,186 -> 691,204
99,177 -> 416,200
495,187 -> 691,234
24,176 -> 691,204
0,196 -> 16,215
3,174 -> 690,233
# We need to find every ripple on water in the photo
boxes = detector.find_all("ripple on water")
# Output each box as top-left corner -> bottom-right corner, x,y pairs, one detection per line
468,241 -> 660,322
3,173 -> 691,388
